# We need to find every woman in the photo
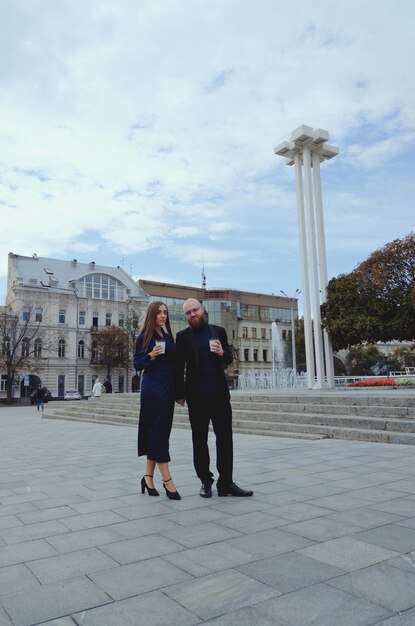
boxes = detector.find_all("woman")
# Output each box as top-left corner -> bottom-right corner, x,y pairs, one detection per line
133,301 -> 180,500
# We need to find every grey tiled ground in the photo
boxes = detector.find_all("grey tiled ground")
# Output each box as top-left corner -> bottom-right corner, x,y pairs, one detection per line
2,404 -> 415,624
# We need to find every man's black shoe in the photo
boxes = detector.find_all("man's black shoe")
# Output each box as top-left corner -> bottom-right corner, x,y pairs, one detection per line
200,482 -> 212,498
217,482 -> 253,497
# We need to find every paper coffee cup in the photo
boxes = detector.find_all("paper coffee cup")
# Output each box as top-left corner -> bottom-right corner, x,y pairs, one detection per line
155,340 -> 166,354
209,339 -> 217,352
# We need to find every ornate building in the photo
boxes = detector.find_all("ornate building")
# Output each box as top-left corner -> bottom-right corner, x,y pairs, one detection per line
2,253 -> 148,400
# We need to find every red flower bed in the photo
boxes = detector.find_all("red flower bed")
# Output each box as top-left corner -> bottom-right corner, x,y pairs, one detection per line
348,379 -> 397,387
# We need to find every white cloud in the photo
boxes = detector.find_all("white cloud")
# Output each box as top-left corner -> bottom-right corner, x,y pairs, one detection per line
0,0 -> 414,298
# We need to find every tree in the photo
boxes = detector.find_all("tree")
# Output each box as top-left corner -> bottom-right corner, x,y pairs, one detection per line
322,233 -> 415,349
89,326 -> 131,378
0,305 -> 47,403
345,345 -> 384,376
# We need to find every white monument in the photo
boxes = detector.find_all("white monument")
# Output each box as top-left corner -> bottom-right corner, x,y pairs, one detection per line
274,125 -> 339,389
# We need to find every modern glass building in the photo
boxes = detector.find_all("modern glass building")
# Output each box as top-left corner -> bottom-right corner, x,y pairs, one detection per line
139,280 -> 298,375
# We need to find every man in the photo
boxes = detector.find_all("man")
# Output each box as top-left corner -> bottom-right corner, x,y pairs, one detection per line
175,298 -> 253,498
102,377 -> 112,393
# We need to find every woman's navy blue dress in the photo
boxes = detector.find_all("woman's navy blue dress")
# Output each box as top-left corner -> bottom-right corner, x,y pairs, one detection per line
133,331 -> 176,462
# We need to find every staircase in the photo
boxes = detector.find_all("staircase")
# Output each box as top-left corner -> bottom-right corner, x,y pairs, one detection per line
42,390 -> 415,445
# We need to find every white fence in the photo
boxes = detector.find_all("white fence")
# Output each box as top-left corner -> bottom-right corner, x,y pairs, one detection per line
237,368 -> 307,391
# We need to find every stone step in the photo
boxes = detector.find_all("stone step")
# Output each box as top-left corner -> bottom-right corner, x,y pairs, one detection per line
45,392 -> 415,444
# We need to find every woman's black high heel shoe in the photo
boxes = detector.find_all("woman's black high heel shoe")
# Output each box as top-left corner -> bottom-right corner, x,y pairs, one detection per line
163,477 -> 181,500
141,475 -> 159,496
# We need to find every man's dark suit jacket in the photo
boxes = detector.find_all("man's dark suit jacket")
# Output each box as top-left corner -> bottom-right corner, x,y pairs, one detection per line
175,323 -> 233,401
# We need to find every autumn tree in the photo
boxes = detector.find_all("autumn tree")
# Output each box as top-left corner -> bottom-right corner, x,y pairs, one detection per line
321,233 -> 415,350
89,325 -> 131,378
0,305 -> 48,403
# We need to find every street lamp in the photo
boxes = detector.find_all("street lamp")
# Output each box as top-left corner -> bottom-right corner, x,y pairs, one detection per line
280,289 -> 300,376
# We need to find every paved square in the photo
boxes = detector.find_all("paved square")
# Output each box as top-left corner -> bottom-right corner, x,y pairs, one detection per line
2,403 -> 415,624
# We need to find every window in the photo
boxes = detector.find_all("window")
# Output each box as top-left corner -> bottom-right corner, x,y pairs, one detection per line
91,341 -> 98,361
253,348 -> 258,361
252,328 -> 257,339
1,374 -> 7,391
58,339 -> 66,358
59,309 -> 66,324
35,308 -> 43,322
232,330 -> 235,339
79,310 -> 86,325
22,307 -> 30,322
34,339 -> 42,358
244,348 -> 249,361
92,312 -> 99,328
282,330 -> 287,341
21,338 -> 30,357
242,327 -> 248,338
261,328 -> 266,339
118,314 -> 125,327
118,374 -> 125,392
263,349 -> 268,362
57,374 -> 65,398
2,336 -> 9,355
78,340 -> 85,359
75,274 -> 126,301
105,313 -> 112,326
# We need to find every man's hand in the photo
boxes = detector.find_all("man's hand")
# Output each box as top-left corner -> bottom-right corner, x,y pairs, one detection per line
209,339 -> 224,357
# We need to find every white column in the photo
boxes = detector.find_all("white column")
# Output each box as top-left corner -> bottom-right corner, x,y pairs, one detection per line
302,146 -> 325,388
294,153 -> 314,388
312,151 -> 335,387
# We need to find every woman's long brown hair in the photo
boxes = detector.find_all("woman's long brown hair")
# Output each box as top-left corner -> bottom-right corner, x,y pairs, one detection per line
140,301 -> 173,352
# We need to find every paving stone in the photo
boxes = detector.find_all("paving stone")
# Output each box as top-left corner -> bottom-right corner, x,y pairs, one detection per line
99,534 -> 184,564
0,519 -> 70,545
0,502 -> 39,518
270,502 -> 332,522
59,510 -> 127,532
0,515 -> 23,531
0,539 -> 57,567
26,547 -> 119,584
162,522 -> 241,548
16,506 -> 79,524
228,526 -> 313,558
369,498 -> 415,517
200,606 -> 283,625
374,607 -> 415,625
354,524 -> 415,553
324,506 -> 404,530
0,604 -> 13,625
162,541 -> 253,576
44,527 -> 124,553
328,562 -> 415,612
0,577 -> 111,626
257,582 -> 392,626
299,536 -> 399,571
163,569 -> 280,620
238,551 -> 344,592
106,515 -> 177,539
88,557 -> 191,600
215,510 -> 289,533
0,563 -> 41,596
280,517 -> 362,541
71,590 -> 198,625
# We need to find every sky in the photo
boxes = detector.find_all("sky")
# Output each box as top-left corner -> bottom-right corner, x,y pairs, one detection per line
1,0 -> 414,307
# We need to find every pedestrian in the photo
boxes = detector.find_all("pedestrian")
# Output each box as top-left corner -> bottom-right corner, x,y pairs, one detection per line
102,377 -> 112,393
92,378 -> 102,398
133,301 -> 181,500
35,384 -> 45,411
175,298 -> 253,498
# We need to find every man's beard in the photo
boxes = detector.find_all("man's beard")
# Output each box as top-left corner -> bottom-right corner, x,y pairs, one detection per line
188,316 -> 205,329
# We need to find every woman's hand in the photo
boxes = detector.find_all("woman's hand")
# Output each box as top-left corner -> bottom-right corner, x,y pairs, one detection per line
149,344 -> 164,360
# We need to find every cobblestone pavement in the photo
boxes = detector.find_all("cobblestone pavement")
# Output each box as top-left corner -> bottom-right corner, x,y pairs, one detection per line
1,404 -> 415,625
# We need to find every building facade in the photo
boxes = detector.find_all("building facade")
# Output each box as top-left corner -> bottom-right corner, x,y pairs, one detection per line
138,280 -> 297,376
2,254 -> 148,400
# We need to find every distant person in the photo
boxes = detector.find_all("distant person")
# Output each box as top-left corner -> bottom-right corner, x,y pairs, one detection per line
133,301 -> 181,500
175,298 -> 253,498
35,385 -> 45,411
92,378 -> 102,398
103,377 -> 112,393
